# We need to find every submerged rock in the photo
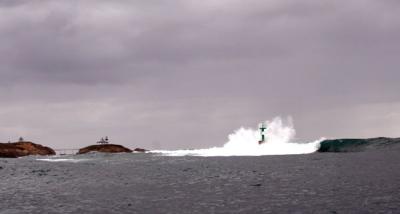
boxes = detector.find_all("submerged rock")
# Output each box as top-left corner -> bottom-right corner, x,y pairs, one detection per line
0,141 -> 56,158
77,144 -> 132,154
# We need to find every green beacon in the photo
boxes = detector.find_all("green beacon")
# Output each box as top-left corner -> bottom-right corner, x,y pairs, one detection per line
258,123 -> 267,144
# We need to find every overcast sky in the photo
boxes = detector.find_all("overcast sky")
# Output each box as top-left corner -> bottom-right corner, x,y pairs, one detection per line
1,0 -> 400,149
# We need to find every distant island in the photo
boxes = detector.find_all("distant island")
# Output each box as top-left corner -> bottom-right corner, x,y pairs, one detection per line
76,136 -> 148,154
0,138 -> 55,158
78,144 -> 133,154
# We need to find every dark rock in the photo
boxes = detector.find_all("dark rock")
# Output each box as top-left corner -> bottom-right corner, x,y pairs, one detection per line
0,141 -> 55,158
77,144 -> 132,154
133,148 -> 148,153
250,184 -> 262,187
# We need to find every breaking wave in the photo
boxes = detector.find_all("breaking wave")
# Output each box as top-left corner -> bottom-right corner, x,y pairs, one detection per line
154,117 -> 323,156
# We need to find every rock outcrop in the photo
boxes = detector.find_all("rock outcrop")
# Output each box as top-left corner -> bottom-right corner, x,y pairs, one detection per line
0,141 -> 56,158
133,148 -> 149,153
77,144 -> 133,154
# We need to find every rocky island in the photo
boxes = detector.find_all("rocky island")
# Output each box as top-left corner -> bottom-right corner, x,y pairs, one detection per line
77,144 -> 133,154
77,137 -> 148,154
0,140 -> 56,158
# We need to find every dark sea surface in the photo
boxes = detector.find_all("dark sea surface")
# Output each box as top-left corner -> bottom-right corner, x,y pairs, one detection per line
1,148 -> 400,214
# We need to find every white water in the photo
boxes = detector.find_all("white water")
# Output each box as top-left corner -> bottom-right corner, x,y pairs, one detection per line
155,117 -> 322,156
36,158 -> 90,163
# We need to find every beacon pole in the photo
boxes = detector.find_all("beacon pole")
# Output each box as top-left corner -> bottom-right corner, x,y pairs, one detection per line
258,123 -> 267,145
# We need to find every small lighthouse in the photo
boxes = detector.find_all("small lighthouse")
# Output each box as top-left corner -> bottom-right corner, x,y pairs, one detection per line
258,123 -> 267,144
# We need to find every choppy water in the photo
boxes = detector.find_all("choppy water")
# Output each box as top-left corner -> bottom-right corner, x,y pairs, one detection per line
1,149 -> 400,214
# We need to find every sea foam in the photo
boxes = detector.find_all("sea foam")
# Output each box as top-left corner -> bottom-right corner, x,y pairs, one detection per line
36,158 -> 89,163
154,117 -> 323,156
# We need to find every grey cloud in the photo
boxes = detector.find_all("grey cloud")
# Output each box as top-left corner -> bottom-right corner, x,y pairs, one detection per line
0,0 -> 399,149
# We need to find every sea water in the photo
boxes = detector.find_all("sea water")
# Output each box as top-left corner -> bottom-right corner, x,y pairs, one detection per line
0,149 -> 399,214
1,117 -> 399,213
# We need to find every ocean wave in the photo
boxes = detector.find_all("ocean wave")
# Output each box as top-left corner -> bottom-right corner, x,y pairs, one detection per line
154,117 -> 322,156
318,137 -> 400,152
